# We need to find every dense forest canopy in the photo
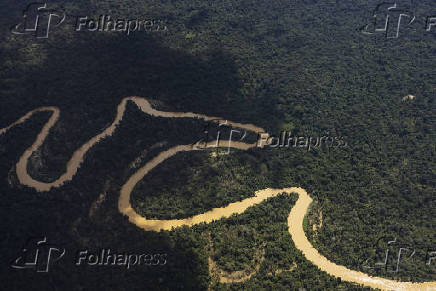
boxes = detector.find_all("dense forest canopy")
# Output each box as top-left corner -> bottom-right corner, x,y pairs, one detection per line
0,0 -> 434,290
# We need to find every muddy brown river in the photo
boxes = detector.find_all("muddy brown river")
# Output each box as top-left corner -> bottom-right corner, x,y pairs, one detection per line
1,97 -> 435,290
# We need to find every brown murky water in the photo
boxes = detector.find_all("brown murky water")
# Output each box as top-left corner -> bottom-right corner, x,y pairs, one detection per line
2,97 -> 435,290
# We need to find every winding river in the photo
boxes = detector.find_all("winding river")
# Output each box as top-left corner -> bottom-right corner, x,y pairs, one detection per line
1,97 -> 435,290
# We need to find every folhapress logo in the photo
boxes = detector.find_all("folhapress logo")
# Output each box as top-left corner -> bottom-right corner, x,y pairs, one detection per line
361,2 -> 415,39
10,236 -> 167,272
11,3 -> 168,39
10,237 -> 66,273
11,2 -> 66,38
360,236 -> 436,274
361,2 -> 436,38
